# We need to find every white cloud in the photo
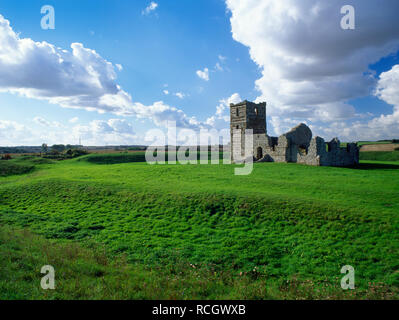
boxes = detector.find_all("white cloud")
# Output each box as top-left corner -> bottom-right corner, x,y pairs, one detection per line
0,120 -> 30,145
33,117 -> 51,127
0,117 -> 140,146
175,92 -> 185,99
142,2 -> 158,15
215,55 -> 227,72
163,90 -> 169,95
206,93 -> 241,128
69,117 -> 79,123
0,14 -> 204,132
115,64 -> 123,71
196,68 -> 210,81
293,65 -> 399,141
375,64 -> 399,108
33,116 -> 64,128
133,101 -> 202,129
72,119 -> 138,145
225,0 -> 399,139
0,14 -> 135,116
215,62 -> 223,72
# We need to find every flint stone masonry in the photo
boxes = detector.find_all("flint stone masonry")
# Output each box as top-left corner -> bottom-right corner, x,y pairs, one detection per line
230,100 -> 359,167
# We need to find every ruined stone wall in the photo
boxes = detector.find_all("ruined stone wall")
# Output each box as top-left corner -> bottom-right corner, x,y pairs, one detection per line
295,136 -> 324,166
295,137 -> 359,167
317,138 -> 359,166
230,100 -> 359,167
255,135 -> 359,167
254,135 -> 291,163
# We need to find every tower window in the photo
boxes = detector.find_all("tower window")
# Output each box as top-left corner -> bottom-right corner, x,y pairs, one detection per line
255,107 -> 258,116
236,108 -> 239,116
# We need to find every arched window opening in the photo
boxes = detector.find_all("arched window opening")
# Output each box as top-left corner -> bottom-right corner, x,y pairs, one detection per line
298,145 -> 308,155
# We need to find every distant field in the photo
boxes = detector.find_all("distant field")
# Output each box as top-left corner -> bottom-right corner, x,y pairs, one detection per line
360,144 -> 399,152
360,151 -> 399,161
358,141 -> 399,146
0,154 -> 398,299
340,141 -> 399,149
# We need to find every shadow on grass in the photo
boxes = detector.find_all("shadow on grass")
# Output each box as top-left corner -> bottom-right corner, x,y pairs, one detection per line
352,163 -> 399,170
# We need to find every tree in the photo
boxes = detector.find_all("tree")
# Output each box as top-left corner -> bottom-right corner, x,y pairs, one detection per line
41,143 -> 48,154
51,144 -> 66,152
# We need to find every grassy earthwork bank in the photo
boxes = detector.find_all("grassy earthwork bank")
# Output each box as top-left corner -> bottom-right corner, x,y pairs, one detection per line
0,152 -> 398,299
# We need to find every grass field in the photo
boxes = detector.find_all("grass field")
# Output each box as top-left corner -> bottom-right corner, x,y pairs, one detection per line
0,153 -> 398,299
357,141 -> 399,146
360,151 -> 399,161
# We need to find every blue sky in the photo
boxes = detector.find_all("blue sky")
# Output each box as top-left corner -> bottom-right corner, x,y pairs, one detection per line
1,0 -> 399,146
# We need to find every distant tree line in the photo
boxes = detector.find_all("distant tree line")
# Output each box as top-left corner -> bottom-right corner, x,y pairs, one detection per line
41,144 -> 88,160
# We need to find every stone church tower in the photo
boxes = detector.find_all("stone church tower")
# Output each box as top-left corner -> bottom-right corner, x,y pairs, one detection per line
230,100 -> 267,161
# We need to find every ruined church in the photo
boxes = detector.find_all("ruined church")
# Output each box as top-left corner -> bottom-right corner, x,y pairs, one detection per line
230,100 -> 359,166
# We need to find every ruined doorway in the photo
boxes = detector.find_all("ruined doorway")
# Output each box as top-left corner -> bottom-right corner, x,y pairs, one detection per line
256,147 -> 263,160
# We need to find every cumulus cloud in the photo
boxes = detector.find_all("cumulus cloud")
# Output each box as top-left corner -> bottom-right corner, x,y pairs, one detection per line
66,118 -> 141,145
74,118 -> 134,138
299,65 -> 399,141
225,0 -> 399,139
0,120 -> 31,145
0,117 -> 140,146
163,90 -> 169,95
69,117 -> 79,123
0,14 -> 135,115
0,14 -> 204,132
142,2 -> 158,15
196,68 -> 210,81
134,101 -> 202,129
206,93 -> 241,128
375,64 -> 399,108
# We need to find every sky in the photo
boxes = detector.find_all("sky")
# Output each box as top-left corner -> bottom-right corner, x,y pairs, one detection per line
0,0 -> 399,146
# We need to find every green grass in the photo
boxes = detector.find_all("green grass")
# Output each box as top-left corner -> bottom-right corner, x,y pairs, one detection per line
360,151 -> 399,161
358,141 -> 399,146
79,152 -> 148,164
79,151 -> 225,165
341,141 -> 399,147
5,224 -> 391,300
0,154 -> 398,299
